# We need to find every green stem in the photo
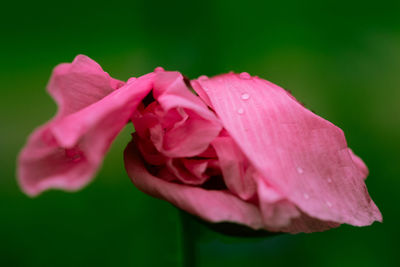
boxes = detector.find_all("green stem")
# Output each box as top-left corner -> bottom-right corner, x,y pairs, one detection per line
180,211 -> 197,267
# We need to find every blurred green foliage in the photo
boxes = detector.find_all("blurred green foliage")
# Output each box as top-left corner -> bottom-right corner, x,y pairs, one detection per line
1,0 -> 399,266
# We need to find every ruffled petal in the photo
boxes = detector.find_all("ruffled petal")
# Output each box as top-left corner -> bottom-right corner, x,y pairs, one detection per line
18,71 -> 155,196
212,136 -> 256,200
193,73 -> 382,226
48,54 -> 124,117
165,158 -> 211,185
153,72 -> 216,121
124,140 -> 263,229
133,71 -> 222,158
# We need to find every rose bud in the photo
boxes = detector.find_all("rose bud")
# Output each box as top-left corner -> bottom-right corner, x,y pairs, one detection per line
18,55 -> 382,233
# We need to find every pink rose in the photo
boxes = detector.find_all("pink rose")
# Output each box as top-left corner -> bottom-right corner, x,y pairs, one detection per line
18,55 -> 382,233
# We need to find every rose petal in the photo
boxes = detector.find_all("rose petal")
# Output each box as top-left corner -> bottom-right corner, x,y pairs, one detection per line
153,72 -> 216,121
48,54 -> 124,117
124,140 -> 263,229
255,174 -> 300,227
255,174 -> 341,233
212,136 -> 256,200
181,158 -> 210,179
348,148 -> 369,178
136,136 -> 167,166
272,212 -> 341,234
154,110 -> 221,158
18,68 -> 155,196
194,73 -> 382,226
134,71 -> 222,158
191,79 -> 214,109
165,158 -> 209,185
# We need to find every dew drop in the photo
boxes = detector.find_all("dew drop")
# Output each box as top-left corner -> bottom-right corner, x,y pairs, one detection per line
326,201 -> 332,207
154,66 -> 165,72
303,193 -> 310,200
241,93 -> 250,100
327,178 -> 332,183
198,75 -> 208,81
296,167 -> 304,174
239,72 -> 251,80
237,108 -> 244,114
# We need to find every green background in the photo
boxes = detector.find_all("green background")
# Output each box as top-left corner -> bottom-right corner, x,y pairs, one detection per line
1,0 -> 399,266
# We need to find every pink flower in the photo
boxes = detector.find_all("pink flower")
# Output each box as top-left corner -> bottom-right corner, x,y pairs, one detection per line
18,55 -> 382,233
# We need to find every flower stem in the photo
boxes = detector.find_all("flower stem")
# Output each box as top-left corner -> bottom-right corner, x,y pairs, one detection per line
180,211 -> 197,267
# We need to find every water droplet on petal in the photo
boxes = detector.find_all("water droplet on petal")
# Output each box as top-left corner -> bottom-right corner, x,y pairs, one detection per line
241,93 -> 250,100
237,108 -> 244,114
327,178 -> 332,183
303,193 -> 309,199
198,75 -> 208,81
154,66 -> 164,72
239,72 -> 251,80
326,201 -> 332,207
297,167 -> 304,174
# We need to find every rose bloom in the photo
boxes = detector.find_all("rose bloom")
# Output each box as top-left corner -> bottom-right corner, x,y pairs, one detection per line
18,55 -> 382,233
